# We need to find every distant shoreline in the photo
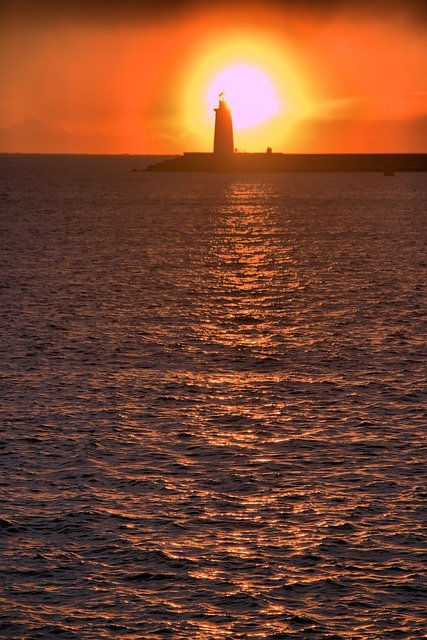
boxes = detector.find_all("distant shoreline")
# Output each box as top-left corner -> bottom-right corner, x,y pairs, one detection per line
0,152 -> 177,157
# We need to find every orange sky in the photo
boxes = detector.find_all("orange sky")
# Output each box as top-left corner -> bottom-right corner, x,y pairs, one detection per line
1,0 -> 426,153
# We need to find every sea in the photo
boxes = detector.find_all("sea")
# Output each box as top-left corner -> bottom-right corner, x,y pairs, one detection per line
0,154 -> 425,639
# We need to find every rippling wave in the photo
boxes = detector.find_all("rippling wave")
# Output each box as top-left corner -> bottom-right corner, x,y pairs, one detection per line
0,155 -> 425,638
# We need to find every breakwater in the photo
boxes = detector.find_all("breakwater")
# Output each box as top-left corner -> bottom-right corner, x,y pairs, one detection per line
145,152 -> 427,172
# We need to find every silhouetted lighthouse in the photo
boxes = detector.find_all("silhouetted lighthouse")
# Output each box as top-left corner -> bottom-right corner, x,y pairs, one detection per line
213,93 -> 234,157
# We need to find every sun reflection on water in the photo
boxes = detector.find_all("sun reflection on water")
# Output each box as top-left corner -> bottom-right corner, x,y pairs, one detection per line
3,164 -> 425,638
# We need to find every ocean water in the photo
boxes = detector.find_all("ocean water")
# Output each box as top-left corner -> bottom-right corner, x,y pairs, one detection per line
0,154 -> 425,639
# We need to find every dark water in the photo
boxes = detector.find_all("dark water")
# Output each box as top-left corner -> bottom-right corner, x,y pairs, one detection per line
0,155 -> 426,639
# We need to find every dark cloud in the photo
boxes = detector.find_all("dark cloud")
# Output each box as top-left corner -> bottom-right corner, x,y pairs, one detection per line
1,0 -> 190,22
2,0 -> 427,23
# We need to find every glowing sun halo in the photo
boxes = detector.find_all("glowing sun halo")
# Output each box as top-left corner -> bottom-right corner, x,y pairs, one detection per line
208,64 -> 279,129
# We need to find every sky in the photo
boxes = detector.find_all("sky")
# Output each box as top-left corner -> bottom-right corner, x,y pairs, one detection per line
1,0 -> 426,153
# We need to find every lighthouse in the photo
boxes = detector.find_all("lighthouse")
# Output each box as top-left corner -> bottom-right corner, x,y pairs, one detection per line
213,93 -> 234,157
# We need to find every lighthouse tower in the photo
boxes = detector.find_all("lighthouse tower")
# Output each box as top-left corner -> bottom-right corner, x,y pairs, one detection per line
213,93 -> 234,157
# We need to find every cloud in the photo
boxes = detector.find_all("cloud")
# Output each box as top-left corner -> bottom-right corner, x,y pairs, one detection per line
2,115 -> 426,154
289,114 -> 427,152
0,119 -> 123,153
2,1 -> 427,24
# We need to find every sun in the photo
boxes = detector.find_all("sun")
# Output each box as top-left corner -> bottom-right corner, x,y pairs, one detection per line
207,64 -> 279,129
182,29 -> 310,151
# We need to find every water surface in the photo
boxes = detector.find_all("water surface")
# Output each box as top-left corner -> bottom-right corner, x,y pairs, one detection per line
0,155 -> 426,638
